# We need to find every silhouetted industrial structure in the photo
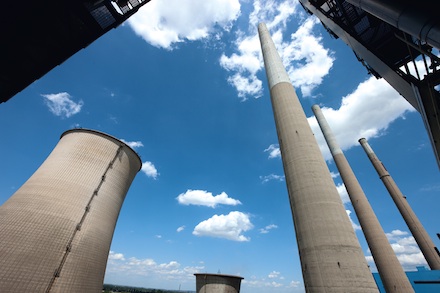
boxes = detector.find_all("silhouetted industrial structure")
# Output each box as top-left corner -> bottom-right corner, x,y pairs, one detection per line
194,273 -> 243,293
359,138 -> 440,270
299,0 -> 440,167
258,22 -> 378,292
0,129 -> 141,292
312,104 -> 413,292
1,0 -> 151,103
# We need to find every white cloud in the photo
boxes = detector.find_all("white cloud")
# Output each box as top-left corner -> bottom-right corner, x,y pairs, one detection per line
264,144 -> 281,159
268,271 -> 280,279
336,183 -> 350,204
121,139 -> 144,149
177,226 -> 185,233
42,92 -> 83,118
346,210 -> 361,231
128,0 -> 241,49
330,171 -> 340,179
260,174 -> 284,183
242,273 -> 300,290
260,224 -> 278,234
141,161 -> 159,179
193,211 -> 253,242
106,253 -> 205,283
220,1 -> 334,100
366,230 -> 428,271
176,189 -> 241,208
309,77 -> 416,160
108,251 -> 125,261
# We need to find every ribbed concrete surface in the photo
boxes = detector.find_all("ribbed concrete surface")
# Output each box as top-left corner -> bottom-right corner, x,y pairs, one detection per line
0,129 -> 141,293
195,273 -> 243,293
258,23 -> 378,292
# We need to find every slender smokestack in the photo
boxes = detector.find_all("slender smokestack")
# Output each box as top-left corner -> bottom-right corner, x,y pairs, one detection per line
312,105 -> 413,292
359,138 -> 440,270
258,23 -> 378,292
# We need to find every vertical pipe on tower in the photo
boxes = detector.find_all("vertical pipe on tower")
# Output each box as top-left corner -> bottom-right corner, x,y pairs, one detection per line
258,22 -> 378,292
312,105 -> 414,292
359,138 -> 440,270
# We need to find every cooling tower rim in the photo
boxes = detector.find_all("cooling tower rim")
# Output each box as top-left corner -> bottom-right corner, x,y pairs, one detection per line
61,128 -> 142,171
194,273 -> 244,280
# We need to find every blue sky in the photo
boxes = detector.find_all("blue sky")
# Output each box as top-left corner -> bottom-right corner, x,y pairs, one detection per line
1,0 -> 439,292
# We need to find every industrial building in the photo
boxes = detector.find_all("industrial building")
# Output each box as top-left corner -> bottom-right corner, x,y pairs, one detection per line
258,22 -> 378,292
298,0 -> 440,167
0,0 -> 151,103
373,267 -> 440,293
194,273 -> 243,293
0,129 -> 141,292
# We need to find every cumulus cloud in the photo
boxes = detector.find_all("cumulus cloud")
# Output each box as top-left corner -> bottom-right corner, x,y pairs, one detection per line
193,211 -> 253,241
106,252 -> 204,283
259,224 -> 278,234
220,0 -> 334,100
177,226 -> 185,233
121,139 -> 144,149
346,210 -> 361,231
330,171 -> 340,179
142,161 -> 159,179
108,251 -> 125,261
309,77 -> 416,160
336,183 -> 350,204
128,0 -> 240,49
366,230 -> 428,271
42,92 -> 83,118
176,189 -> 241,208
264,144 -> 281,159
242,273 -> 298,290
260,174 -> 284,183
268,271 -> 281,279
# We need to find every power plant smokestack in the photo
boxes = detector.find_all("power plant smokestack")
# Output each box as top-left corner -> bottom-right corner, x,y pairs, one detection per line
258,22 -> 378,292
0,129 -> 142,292
312,105 -> 413,292
359,138 -> 440,270
194,273 -> 243,293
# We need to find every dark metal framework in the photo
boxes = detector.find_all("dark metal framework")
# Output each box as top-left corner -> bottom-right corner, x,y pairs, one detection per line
299,0 -> 440,167
0,0 -> 150,103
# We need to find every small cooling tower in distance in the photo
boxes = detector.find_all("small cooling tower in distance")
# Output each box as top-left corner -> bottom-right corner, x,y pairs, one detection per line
194,273 -> 243,293
0,129 -> 142,293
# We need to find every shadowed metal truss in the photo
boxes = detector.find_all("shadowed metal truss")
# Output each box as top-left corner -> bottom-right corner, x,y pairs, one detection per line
0,0 -> 150,103
299,0 -> 440,167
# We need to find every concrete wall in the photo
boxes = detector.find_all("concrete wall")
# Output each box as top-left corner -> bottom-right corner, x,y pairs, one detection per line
195,273 -> 243,293
0,129 -> 141,292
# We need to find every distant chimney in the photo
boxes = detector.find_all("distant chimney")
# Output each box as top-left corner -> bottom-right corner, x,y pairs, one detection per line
359,137 -> 440,270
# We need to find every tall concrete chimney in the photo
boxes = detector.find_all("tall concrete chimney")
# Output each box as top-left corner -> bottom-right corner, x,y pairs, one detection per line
359,138 -> 440,270
312,105 -> 414,292
0,129 -> 142,292
258,23 -> 378,292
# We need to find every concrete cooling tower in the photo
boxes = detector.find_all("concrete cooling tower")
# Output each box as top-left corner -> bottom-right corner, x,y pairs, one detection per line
0,129 -> 141,293
194,273 -> 243,293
